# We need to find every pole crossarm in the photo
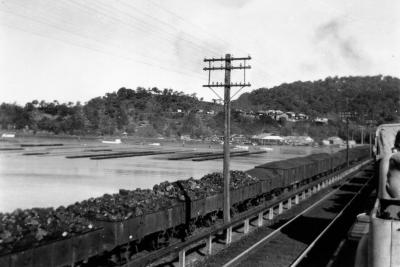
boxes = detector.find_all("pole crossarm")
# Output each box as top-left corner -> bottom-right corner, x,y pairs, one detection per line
203,66 -> 251,71
203,83 -> 251,88
204,56 -> 251,62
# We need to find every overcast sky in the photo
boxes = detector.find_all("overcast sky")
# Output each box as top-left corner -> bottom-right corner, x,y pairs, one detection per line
1,0 -> 399,104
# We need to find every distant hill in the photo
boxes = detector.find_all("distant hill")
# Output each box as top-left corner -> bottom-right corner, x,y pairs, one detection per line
1,75 -> 399,141
233,75 -> 400,124
0,87 -> 221,138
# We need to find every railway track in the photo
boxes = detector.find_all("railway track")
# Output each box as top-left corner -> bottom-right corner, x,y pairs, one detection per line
201,164 -> 375,267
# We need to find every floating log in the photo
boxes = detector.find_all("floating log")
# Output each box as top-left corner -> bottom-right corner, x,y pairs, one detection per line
23,152 -> 50,156
66,151 -> 145,159
0,148 -> 24,151
83,149 -> 113,152
90,151 -> 175,160
20,143 -> 64,147
167,150 -> 248,160
167,152 -> 216,160
192,150 -> 266,161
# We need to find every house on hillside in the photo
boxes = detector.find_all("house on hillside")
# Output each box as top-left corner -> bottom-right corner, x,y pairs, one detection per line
286,111 -> 296,122
314,117 -> 329,124
231,134 -> 249,144
180,135 -> 191,141
276,113 -> 289,121
326,136 -> 344,145
296,113 -> 309,120
284,136 -> 314,146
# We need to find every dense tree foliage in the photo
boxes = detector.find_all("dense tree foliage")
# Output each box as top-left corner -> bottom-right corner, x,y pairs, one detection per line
234,75 -> 400,124
0,87 -> 218,138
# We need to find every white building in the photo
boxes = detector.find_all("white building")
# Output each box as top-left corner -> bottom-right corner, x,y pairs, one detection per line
250,133 -> 284,145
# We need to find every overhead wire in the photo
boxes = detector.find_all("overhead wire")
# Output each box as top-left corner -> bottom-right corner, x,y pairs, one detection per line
0,1 -> 205,79
115,0 -> 225,56
1,0 -> 285,99
62,0 -> 220,77
0,19 -> 204,81
68,0 -> 223,57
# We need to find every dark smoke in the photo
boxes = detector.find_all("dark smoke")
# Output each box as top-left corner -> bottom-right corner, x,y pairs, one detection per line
315,18 -> 370,68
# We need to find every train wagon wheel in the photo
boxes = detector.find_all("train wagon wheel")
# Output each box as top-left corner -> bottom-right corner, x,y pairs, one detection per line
202,212 -> 217,227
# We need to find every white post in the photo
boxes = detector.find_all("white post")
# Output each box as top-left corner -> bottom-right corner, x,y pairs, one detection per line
206,235 -> 213,255
295,194 -> 299,204
258,212 -> 263,227
287,198 -> 292,209
302,191 -> 306,200
226,227 -> 232,244
179,249 -> 186,267
244,219 -> 250,234
278,202 -> 283,214
269,208 -> 274,220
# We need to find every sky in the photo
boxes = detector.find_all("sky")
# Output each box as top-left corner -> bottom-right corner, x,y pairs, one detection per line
0,0 -> 399,104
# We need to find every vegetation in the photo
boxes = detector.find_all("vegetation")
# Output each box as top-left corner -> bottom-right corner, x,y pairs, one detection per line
1,75 -> 399,141
234,75 -> 400,124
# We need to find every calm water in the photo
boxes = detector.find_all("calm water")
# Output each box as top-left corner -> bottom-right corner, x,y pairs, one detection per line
0,138 -> 335,212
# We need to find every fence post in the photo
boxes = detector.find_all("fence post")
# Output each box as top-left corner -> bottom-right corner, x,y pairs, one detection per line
295,194 -> 299,204
269,207 -> 274,220
226,227 -> 232,244
179,249 -> 186,267
278,202 -> 283,214
258,212 -> 263,227
244,219 -> 250,234
287,198 -> 292,209
206,235 -> 212,255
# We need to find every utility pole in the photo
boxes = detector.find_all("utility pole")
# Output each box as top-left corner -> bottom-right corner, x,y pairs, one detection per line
346,117 -> 349,167
345,98 -> 350,167
368,123 -> 375,158
361,127 -> 364,145
203,54 -> 251,224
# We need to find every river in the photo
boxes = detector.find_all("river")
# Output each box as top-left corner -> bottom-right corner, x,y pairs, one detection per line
0,137 -> 337,212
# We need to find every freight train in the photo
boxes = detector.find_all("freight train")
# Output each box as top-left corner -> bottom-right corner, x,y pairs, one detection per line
0,146 -> 370,267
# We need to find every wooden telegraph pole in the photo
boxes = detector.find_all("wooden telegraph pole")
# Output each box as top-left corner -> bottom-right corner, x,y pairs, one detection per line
346,117 -> 350,167
203,54 -> 251,225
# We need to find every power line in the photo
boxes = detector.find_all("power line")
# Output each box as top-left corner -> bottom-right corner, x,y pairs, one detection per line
68,0 -> 222,57
62,0 -> 221,74
0,19 -> 204,81
0,3 -> 205,79
116,0 -> 225,56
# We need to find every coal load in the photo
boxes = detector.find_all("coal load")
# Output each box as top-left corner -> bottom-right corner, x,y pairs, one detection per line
0,207 -> 94,255
0,170 -> 257,256
153,170 -> 259,200
69,189 -> 178,222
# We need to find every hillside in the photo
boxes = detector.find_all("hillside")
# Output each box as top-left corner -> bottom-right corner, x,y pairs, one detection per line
1,75 -> 399,141
0,87 -> 221,138
233,75 -> 400,124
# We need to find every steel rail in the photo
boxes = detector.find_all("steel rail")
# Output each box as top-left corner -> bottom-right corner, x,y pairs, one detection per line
222,172 -> 371,267
289,176 -> 372,266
